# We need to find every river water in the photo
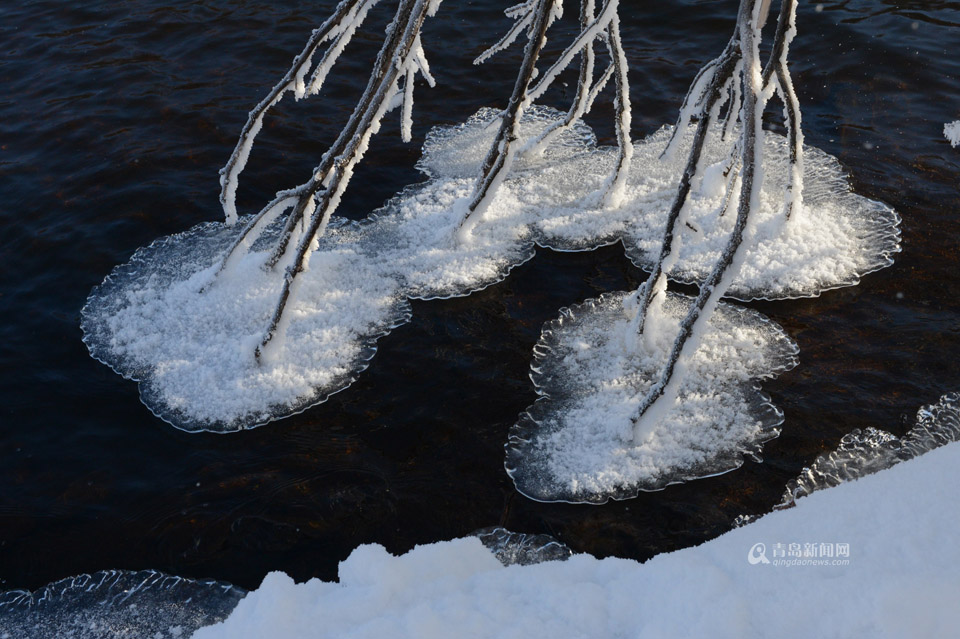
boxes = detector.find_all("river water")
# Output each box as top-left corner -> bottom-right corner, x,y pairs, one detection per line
1,0 -> 958,591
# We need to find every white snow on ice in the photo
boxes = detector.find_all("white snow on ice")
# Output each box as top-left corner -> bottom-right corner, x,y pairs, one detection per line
192,440 -> 960,639
82,106 -> 897,431
414,107 -> 900,301
945,120 -> 960,147
506,291 -> 799,503
82,218 -> 410,431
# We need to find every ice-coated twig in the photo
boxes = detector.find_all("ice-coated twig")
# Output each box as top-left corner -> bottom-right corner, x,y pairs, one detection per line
658,35 -> 740,163
720,61 -> 742,141
525,0 -> 620,103
519,0 -> 599,158
305,0 -> 382,96
261,2 -> 436,273
218,0 -> 380,225
629,0 -> 802,338
209,0 -> 419,281
657,0 -> 770,161
593,12 -> 633,207
254,0 -> 440,361
763,0 -> 803,222
204,190 -> 300,284
630,0 -> 785,444
627,35 -> 742,338
459,0 -> 634,238
456,0 -> 559,241
473,0 -> 539,65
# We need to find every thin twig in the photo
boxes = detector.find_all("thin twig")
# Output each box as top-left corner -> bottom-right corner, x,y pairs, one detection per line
256,0 -> 437,360
456,0 -> 558,240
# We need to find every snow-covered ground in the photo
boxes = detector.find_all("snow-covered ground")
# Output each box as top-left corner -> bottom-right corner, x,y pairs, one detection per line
193,440 -> 960,639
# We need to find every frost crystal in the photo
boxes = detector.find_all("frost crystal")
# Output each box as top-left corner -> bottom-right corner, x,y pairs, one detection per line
474,527 -> 573,566
0,570 -> 245,639
778,392 -> 960,508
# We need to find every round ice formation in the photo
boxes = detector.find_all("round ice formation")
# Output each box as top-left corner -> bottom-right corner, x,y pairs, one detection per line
505,291 -> 799,504
82,219 -> 412,432
417,110 -> 901,300
615,125 -> 902,301
415,108 -> 900,301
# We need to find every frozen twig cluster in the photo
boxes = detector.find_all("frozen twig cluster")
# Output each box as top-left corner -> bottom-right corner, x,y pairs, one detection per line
212,0 -> 810,446
211,0 -> 442,359
83,0 -> 898,477
213,0 -> 638,361
627,0 -> 804,444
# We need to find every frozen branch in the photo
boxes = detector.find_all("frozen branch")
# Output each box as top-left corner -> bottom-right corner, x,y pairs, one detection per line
526,0 -> 620,103
630,0 -> 794,444
253,0 -> 440,361
456,0 -> 559,241
218,0 -> 380,225
764,0 -> 803,222
594,12 -> 633,207
520,0 -> 599,157
628,37 -> 742,338
473,0 -> 539,65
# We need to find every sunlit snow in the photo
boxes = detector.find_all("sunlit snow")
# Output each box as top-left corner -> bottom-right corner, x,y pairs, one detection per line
192,441 -> 960,639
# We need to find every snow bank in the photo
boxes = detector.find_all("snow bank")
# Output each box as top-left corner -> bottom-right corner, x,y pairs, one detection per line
82,107 -> 897,431
194,441 -> 960,639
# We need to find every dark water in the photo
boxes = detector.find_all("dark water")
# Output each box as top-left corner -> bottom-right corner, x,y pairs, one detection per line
1,0 -> 958,592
